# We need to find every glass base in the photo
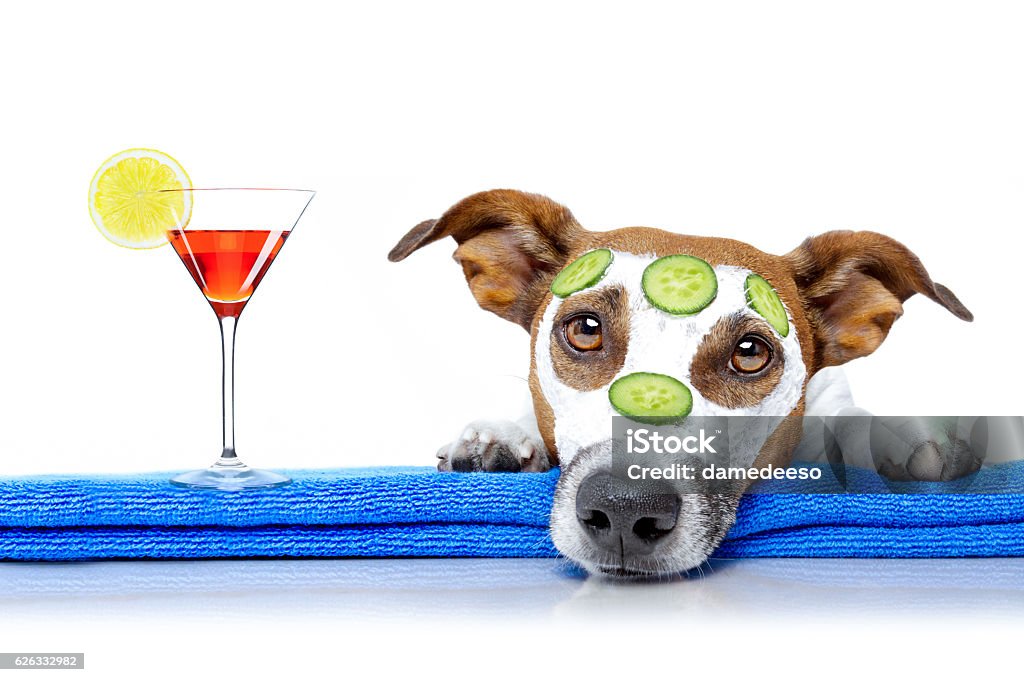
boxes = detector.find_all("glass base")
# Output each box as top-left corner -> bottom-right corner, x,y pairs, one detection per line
170,457 -> 291,491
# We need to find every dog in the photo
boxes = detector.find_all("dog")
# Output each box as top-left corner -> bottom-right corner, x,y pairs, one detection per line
389,189 -> 975,578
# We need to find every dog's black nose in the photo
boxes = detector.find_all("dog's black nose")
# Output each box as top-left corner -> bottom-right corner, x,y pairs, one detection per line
575,472 -> 680,556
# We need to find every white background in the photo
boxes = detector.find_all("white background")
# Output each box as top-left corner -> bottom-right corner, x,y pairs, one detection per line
1,0 -> 1023,679
1,1 -> 1021,477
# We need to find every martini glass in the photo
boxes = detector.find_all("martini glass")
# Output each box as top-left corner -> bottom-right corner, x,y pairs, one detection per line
149,188 -> 315,490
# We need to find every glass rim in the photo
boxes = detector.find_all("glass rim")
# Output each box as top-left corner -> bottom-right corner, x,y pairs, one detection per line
140,187 -> 315,194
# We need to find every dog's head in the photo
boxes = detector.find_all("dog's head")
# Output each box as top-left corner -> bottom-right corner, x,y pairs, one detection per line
390,190 -> 972,577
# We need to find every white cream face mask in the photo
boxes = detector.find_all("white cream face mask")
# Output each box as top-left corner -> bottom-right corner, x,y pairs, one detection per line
535,249 -> 807,463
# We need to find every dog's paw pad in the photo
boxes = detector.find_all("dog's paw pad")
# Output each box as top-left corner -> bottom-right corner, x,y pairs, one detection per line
435,420 -> 550,473
906,442 -> 944,481
515,441 -> 550,473
883,438 -> 982,482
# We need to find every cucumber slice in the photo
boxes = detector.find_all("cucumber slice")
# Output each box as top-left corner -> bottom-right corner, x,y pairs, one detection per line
608,372 -> 693,424
642,255 -> 717,315
550,249 -> 613,298
745,273 -> 790,337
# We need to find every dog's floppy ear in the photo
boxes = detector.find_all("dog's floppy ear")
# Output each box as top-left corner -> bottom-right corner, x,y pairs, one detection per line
784,230 -> 973,368
388,189 -> 587,330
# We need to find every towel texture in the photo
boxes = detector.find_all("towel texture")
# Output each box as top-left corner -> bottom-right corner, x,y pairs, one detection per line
2,463 -> 1023,561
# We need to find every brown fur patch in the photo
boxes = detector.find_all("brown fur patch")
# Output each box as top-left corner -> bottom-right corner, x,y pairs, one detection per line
452,231 -> 544,319
549,285 -> 631,392
814,273 -> 903,364
689,313 -> 785,409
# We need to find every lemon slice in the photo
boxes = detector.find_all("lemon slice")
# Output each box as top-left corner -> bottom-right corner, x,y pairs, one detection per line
89,148 -> 192,249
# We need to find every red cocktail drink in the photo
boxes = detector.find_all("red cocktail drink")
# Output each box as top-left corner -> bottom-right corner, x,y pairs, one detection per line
168,229 -> 289,318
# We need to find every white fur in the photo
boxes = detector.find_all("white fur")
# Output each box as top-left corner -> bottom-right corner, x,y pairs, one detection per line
535,250 -> 807,464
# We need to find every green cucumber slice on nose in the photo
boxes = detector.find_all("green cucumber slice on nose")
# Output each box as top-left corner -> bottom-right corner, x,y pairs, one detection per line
550,249 -> 613,298
745,273 -> 790,337
609,372 -> 693,424
642,254 -> 718,314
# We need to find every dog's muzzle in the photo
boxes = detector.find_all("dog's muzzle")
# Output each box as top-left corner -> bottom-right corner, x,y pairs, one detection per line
550,440 -> 739,578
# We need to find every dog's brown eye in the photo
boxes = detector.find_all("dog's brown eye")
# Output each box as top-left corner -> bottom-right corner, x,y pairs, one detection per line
564,314 -> 603,352
731,334 -> 772,374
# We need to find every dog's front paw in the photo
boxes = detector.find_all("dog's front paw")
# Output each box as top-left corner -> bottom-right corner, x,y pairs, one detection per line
436,420 -> 551,473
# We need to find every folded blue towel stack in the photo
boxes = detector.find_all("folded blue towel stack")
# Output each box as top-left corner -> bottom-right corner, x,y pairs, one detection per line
2,463 -> 1023,561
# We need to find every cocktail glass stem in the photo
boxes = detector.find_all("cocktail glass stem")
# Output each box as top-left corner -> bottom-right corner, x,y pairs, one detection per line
217,315 -> 241,466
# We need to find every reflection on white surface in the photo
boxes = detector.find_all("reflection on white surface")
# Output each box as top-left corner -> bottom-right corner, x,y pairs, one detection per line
2,557 -> 1024,623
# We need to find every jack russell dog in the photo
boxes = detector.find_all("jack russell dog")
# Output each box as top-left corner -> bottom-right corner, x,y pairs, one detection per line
389,189 -> 975,578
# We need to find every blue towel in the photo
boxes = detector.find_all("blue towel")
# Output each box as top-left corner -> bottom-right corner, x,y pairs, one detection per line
2,463 -> 1023,561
